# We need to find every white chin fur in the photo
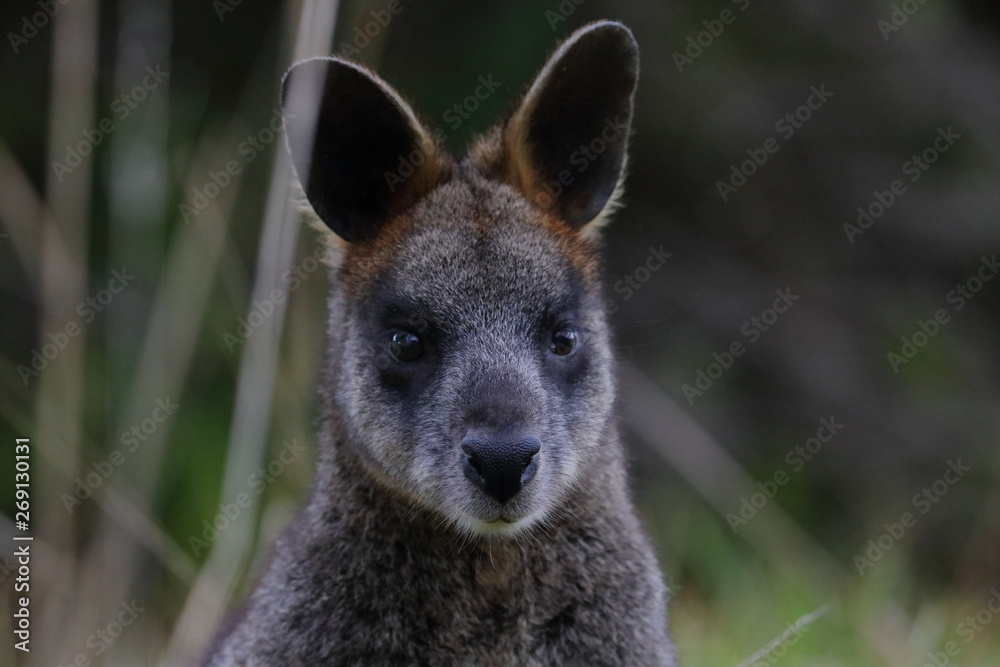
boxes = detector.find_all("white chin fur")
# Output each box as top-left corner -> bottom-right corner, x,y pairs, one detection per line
452,509 -> 545,538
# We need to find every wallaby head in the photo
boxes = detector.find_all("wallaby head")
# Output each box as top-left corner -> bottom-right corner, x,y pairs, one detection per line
282,21 -> 638,538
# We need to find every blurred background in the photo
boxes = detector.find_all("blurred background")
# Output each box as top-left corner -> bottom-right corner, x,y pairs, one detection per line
1,0 -> 999,664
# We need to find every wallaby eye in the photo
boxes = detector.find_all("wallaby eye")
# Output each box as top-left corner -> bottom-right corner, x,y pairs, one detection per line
550,328 -> 578,356
389,331 -> 423,362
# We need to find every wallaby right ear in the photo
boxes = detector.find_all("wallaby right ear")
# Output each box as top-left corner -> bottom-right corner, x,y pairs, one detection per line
282,58 -> 449,243
472,21 -> 638,235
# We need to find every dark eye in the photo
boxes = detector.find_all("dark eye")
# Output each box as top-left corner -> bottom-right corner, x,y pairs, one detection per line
389,331 -> 423,362
550,328 -> 578,356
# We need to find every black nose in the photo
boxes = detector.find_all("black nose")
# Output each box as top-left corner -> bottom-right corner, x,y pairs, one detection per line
461,432 -> 541,504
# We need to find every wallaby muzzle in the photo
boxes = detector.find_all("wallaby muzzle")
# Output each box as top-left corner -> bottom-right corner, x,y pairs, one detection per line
461,430 -> 541,504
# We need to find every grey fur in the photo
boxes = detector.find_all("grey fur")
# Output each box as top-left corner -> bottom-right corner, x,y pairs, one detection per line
202,20 -> 677,667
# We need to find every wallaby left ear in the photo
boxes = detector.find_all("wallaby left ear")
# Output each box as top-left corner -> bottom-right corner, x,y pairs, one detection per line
282,57 -> 449,243
481,21 -> 639,232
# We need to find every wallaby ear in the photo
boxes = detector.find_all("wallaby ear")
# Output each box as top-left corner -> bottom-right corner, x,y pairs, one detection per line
282,58 -> 449,243
479,21 -> 638,233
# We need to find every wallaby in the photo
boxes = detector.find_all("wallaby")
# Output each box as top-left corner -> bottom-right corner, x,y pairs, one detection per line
202,20 -> 677,666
